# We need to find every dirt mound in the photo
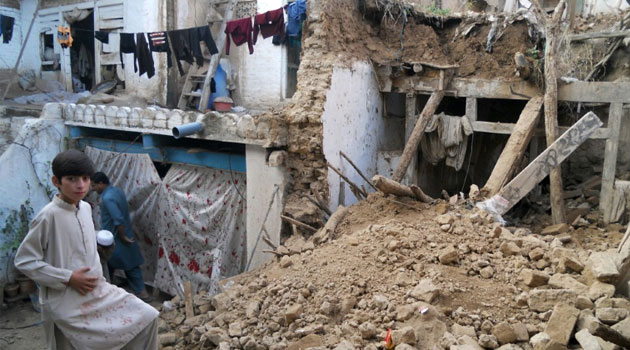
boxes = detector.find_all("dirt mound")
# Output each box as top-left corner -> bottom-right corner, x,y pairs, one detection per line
156,193 -> 629,350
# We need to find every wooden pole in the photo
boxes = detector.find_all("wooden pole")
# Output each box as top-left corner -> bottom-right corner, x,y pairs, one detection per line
532,0 -> 568,224
327,162 -> 368,198
280,215 -> 318,233
313,205 -> 350,244
371,175 -> 433,203
340,151 -> 377,191
600,102 -> 622,224
392,72 -> 452,182
483,96 -> 544,196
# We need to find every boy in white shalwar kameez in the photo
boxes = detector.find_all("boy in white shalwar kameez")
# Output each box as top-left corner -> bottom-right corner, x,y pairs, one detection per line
14,149 -> 159,350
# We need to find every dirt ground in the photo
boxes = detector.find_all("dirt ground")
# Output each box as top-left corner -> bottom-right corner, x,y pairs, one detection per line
0,300 -> 46,350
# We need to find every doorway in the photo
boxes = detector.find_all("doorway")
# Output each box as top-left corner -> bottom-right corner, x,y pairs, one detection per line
70,12 -> 95,92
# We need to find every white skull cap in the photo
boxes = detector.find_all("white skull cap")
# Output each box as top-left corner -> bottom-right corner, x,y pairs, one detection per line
96,230 -> 114,246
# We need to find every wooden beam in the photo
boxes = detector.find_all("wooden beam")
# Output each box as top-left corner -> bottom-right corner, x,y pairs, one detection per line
183,281 -> 194,319
486,112 -> 602,216
404,93 -> 418,185
280,215 -> 318,233
393,72 -> 452,182
543,0 -> 568,224
388,77 -> 630,103
601,102 -> 623,224
471,121 -> 610,139
569,29 -> 630,41
483,96 -> 544,196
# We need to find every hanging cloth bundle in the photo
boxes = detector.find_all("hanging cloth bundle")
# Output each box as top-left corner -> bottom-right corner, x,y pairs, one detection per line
57,26 -> 73,48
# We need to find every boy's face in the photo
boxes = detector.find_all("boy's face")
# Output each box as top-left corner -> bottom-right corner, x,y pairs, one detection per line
52,175 -> 91,205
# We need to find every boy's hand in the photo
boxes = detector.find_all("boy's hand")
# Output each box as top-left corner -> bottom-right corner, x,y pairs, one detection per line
120,235 -> 135,245
68,267 -> 98,295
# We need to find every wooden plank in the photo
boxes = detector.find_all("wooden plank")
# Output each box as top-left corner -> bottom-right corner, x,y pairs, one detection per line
483,112 -> 602,216
483,96 -> 544,196
472,121 -> 610,139
569,29 -> 630,42
389,77 -> 630,103
601,102 -> 623,224
99,18 -> 124,30
466,97 -> 477,122
404,93 -> 418,185
183,281 -> 194,319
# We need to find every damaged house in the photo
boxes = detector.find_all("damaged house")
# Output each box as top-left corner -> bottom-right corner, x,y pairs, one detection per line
1,0 -> 630,348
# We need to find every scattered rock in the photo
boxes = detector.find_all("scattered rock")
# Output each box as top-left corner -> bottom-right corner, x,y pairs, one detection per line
520,269 -> 549,287
587,252 -> 620,283
479,334 -> 499,349
545,304 -> 579,345
528,289 -> 577,312
392,326 -> 416,345
439,247 -> 459,265
492,322 -> 516,345
575,329 -> 603,350
410,279 -> 440,303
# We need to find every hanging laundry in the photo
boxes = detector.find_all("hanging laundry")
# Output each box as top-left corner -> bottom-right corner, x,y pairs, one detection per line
135,33 -> 155,79
148,31 -> 172,69
94,30 -> 109,44
119,33 -> 137,71
287,0 -> 307,37
190,26 -> 219,66
224,17 -> 254,55
57,26 -> 73,48
420,113 -> 474,171
168,29 -> 195,76
1,15 -> 14,43
253,7 -> 285,44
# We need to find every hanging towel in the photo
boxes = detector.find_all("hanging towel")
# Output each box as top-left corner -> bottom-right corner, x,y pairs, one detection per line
95,30 -> 109,44
119,33 -> 137,71
253,8 -> 285,44
135,33 -> 155,78
1,15 -> 14,43
168,29 -> 194,76
287,0 -> 307,37
420,113 -> 474,171
224,17 -> 254,55
57,26 -> 73,48
190,26 -> 219,66
148,31 -> 172,69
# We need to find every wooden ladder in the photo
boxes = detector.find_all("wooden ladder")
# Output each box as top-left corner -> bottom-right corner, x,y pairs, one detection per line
177,0 -> 237,111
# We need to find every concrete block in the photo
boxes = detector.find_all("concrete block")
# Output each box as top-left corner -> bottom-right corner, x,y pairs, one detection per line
595,308 -> 628,325
520,269 -> 549,287
548,274 -> 588,294
528,289 -> 577,312
545,304 -> 579,345
588,281 -> 616,301
575,329 -> 602,350
588,252 -> 620,283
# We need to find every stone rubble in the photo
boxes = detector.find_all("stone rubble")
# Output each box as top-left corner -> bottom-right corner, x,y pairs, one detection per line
155,194 -> 630,350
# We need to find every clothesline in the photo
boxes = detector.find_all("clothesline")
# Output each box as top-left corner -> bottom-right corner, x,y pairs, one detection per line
55,0 -> 306,80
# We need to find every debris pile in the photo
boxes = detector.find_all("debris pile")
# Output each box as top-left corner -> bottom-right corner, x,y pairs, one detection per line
156,193 -> 630,350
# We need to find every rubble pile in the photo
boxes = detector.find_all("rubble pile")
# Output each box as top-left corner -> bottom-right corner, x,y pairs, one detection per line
155,193 -> 630,350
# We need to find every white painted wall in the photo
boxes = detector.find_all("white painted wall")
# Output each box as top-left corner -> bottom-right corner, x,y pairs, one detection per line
245,145 -> 287,271
230,0 -> 287,109
0,104 -> 66,285
322,61 -> 385,210
122,0 -> 167,104
4,0 -> 166,103
0,5 -> 24,70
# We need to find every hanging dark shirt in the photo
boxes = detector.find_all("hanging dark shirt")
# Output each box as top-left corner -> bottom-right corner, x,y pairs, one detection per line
253,8 -> 284,45
119,33 -> 137,71
148,31 -> 172,69
135,33 -> 155,79
224,17 -> 254,55
95,30 -> 109,44
168,29 -> 194,76
1,15 -> 14,44
190,26 -> 219,66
